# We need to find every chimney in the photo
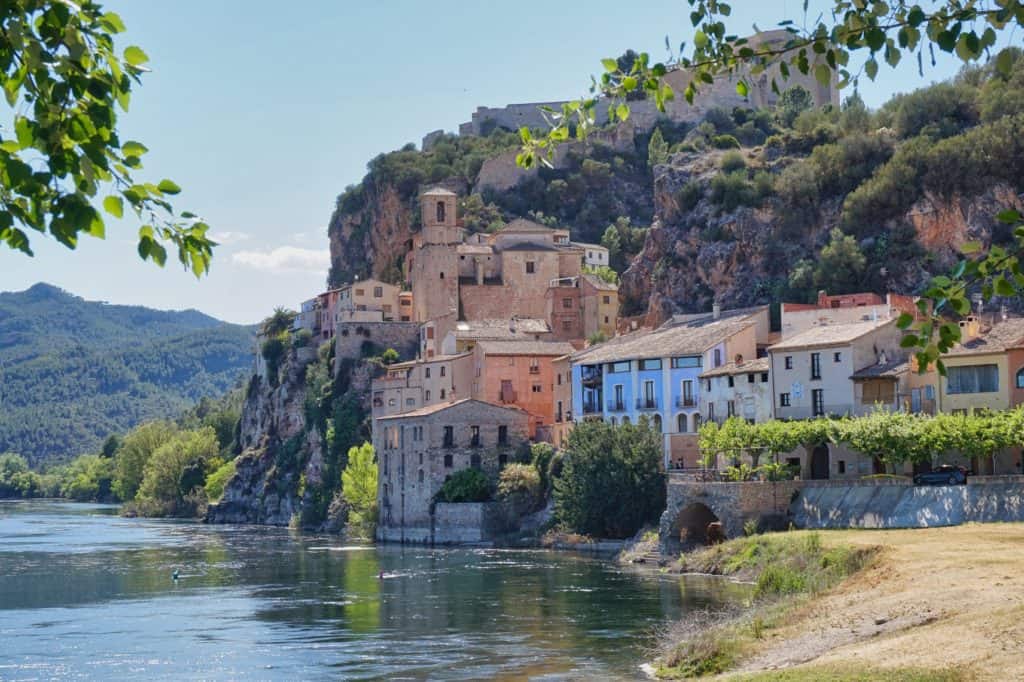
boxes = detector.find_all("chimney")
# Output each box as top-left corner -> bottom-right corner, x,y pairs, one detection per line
712,303 -> 721,320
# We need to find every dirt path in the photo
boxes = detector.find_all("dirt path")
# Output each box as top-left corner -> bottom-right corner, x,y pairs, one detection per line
732,524 -> 1024,680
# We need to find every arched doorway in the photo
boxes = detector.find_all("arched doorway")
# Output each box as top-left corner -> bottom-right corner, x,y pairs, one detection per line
677,413 -> 688,432
811,444 -> 830,480
652,413 -> 663,433
673,502 -> 721,546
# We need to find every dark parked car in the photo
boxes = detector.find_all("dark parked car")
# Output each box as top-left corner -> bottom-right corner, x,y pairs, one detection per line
913,465 -> 968,486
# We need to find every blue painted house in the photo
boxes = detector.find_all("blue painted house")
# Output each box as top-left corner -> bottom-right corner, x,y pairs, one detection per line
570,307 -> 770,468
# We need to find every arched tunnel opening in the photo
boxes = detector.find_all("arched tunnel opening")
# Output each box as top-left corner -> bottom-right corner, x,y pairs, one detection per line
673,502 -> 722,548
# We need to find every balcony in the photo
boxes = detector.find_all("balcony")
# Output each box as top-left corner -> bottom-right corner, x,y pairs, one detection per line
675,396 -> 697,408
582,400 -> 600,415
636,397 -> 659,411
499,389 -> 518,404
529,366 -> 541,375
606,399 -> 626,412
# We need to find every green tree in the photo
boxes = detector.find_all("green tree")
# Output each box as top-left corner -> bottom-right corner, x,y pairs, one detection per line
204,457 -> 236,503
529,441 -> 556,492
437,468 -> 491,503
0,2 -> 213,273
497,462 -> 542,514
583,264 -> 619,285
341,442 -> 378,538
554,419 -> 664,538
776,85 -> 815,128
814,228 -> 867,294
647,126 -> 670,167
60,453 -> 114,501
112,420 -> 178,501
0,452 -> 34,498
134,426 -> 218,516
600,223 -> 622,266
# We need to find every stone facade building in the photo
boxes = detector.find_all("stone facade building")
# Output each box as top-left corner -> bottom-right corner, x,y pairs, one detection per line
374,399 -> 530,543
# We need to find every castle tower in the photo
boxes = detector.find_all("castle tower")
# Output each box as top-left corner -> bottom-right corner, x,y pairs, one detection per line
412,188 -> 461,323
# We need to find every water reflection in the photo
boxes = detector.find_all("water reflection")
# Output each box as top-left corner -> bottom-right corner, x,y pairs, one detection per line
0,501 -> 750,680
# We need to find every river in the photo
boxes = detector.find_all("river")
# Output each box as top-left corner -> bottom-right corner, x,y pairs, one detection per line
0,501 -> 748,680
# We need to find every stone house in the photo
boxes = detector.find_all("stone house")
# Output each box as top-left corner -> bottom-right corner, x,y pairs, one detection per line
335,278 -> 403,323
471,339 -> 576,441
371,352 -> 473,419
315,288 -> 343,341
700,357 -> 772,425
551,354 -> 573,449
580,272 -> 619,340
374,399 -> 530,544
440,317 -> 552,355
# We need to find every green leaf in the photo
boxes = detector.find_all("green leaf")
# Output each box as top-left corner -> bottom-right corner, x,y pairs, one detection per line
622,76 -> 637,91
157,179 -> 181,195
900,334 -> 919,348
896,313 -> 914,329
123,46 -> 149,66
735,80 -> 749,97
996,48 -> 1015,77
960,241 -> 982,254
814,63 -> 831,87
122,140 -> 148,157
996,209 -> 1021,224
694,30 -> 708,50
103,195 -> 124,218
601,58 -> 618,72
995,276 -> 1015,297
615,103 -> 630,121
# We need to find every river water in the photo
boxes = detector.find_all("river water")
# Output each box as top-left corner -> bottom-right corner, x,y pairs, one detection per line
0,501 -> 748,680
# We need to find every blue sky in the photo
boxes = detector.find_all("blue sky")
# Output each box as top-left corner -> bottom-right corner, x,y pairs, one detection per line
0,0 -> 979,323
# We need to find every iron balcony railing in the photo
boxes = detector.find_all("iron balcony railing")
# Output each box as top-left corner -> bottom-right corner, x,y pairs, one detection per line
636,397 -> 658,410
675,396 -> 697,408
606,399 -> 626,412
582,400 -> 600,414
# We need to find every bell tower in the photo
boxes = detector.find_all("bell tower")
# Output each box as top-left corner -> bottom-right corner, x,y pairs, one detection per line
421,188 -> 460,244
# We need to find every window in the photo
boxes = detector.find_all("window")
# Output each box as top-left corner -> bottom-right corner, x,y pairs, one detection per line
532,384 -> 542,393
760,372 -> 769,383
947,365 -> 999,394
810,352 -> 821,380
604,316 -> 610,324
525,261 -> 535,274
444,454 -> 453,468
425,367 -> 431,378
639,358 -> 662,370
614,384 -> 624,410
833,352 -> 841,363
436,200 -> 445,223
426,327 -> 434,339
812,388 -> 825,416
727,400 -> 736,417
708,403 -> 715,421
470,425 -> 480,447
682,380 -> 694,406
498,454 -> 508,468
418,469 -> 424,484
838,460 -> 846,474
693,413 -> 702,430
406,398 -> 415,406
1017,367 -> 1024,389
706,379 -> 711,392
727,376 -> 734,388
642,380 -> 655,408
498,425 -> 508,445
562,297 -> 573,309
373,286 -> 383,298
425,390 -> 431,401
603,295 -> 611,304
779,392 -> 791,407
672,356 -> 702,369
609,361 -> 631,373
443,425 -> 454,447
440,388 -> 446,399
439,271 -> 444,279
355,288 -> 364,296
470,453 -> 481,468
747,373 -> 755,383
562,320 -> 573,331
677,413 -> 688,432
784,356 -> 793,370
713,348 -> 722,367
557,374 -> 562,385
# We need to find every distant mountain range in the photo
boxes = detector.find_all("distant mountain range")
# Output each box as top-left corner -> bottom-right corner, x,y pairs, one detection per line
0,283 -> 256,466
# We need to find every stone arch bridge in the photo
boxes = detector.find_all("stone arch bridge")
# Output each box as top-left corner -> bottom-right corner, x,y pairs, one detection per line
659,475 -> 802,554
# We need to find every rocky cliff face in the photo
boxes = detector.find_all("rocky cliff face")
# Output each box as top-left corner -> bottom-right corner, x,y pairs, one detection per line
621,150 -> 1023,326
207,346 -> 323,526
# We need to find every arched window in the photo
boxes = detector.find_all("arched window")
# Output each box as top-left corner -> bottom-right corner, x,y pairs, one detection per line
1017,367 -> 1024,389
692,413 -> 702,431
436,201 -> 446,223
652,413 -> 663,433
677,413 -> 687,432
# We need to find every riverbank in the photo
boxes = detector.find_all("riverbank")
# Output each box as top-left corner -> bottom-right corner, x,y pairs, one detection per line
654,523 -> 1024,680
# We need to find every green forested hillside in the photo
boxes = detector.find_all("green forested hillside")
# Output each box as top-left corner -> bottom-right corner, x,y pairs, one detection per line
0,283 -> 255,465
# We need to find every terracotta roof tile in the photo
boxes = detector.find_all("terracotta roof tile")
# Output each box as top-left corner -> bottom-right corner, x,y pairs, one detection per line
769,319 -> 897,352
